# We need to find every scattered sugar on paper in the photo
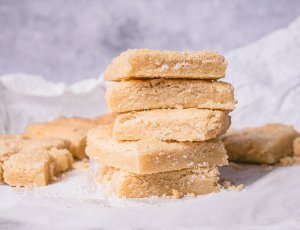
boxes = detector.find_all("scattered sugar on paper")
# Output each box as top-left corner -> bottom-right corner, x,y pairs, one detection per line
17,168 -> 106,203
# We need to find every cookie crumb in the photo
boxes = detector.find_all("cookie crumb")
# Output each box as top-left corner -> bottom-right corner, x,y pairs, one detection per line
222,179 -> 244,191
172,189 -> 183,199
279,156 -> 300,166
73,158 -> 89,170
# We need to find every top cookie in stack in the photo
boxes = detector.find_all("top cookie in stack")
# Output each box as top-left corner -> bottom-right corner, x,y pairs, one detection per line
104,49 -> 227,81
87,49 -> 235,198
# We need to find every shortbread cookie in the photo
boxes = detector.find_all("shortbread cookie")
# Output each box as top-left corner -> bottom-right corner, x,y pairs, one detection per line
86,125 -> 228,174
222,124 -> 299,164
0,135 -> 73,174
104,49 -> 227,81
106,79 -> 235,112
21,138 -> 73,174
113,109 -> 230,141
2,152 -> 55,186
96,166 -> 220,198
25,117 -> 101,159
294,137 -> 300,157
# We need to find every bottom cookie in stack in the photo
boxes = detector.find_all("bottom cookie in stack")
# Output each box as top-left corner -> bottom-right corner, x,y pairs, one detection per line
86,124 -> 228,198
96,166 -> 220,198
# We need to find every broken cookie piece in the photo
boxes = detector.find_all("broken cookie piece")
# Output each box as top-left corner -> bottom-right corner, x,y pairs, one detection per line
113,108 -> 231,142
222,123 -> 299,164
2,152 -> 55,186
104,49 -> 227,81
97,166 -> 220,198
86,125 -> 228,174
0,135 -> 73,186
106,79 -> 235,113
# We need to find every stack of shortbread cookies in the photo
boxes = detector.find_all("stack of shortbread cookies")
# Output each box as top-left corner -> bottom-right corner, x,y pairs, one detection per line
86,49 -> 236,198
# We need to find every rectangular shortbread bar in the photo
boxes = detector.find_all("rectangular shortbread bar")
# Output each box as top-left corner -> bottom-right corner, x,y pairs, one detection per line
222,123 -> 299,164
113,109 -> 231,141
294,137 -> 300,157
96,166 -> 220,198
106,79 -> 235,113
2,152 -> 55,186
86,125 -> 228,174
104,49 -> 227,81
25,116 -> 105,159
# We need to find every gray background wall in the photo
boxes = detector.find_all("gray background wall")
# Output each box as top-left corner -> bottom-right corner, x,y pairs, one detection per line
0,0 -> 300,83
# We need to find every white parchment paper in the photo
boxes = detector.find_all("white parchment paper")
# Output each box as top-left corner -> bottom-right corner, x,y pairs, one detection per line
0,16 -> 300,230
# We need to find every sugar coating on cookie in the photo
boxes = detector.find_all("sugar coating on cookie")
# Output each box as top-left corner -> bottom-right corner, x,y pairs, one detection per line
222,123 -> 299,164
86,125 -> 228,174
104,49 -> 227,81
96,166 -> 220,198
106,79 -> 235,113
113,108 -> 231,142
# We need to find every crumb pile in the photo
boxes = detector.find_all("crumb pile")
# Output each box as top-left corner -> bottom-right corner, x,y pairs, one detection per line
86,49 -> 236,198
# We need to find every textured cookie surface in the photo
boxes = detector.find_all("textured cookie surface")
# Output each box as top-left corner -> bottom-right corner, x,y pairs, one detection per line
0,135 -> 69,160
0,135 -> 24,162
86,125 -> 228,174
25,116 -> 109,159
106,79 -> 235,113
47,149 -> 73,174
114,109 -> 231,141
222,123 -> 299,164
0,135 -> 73,186
104,49 -> 227,81
2,152 -> 55,186
97,166 -> 220,198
